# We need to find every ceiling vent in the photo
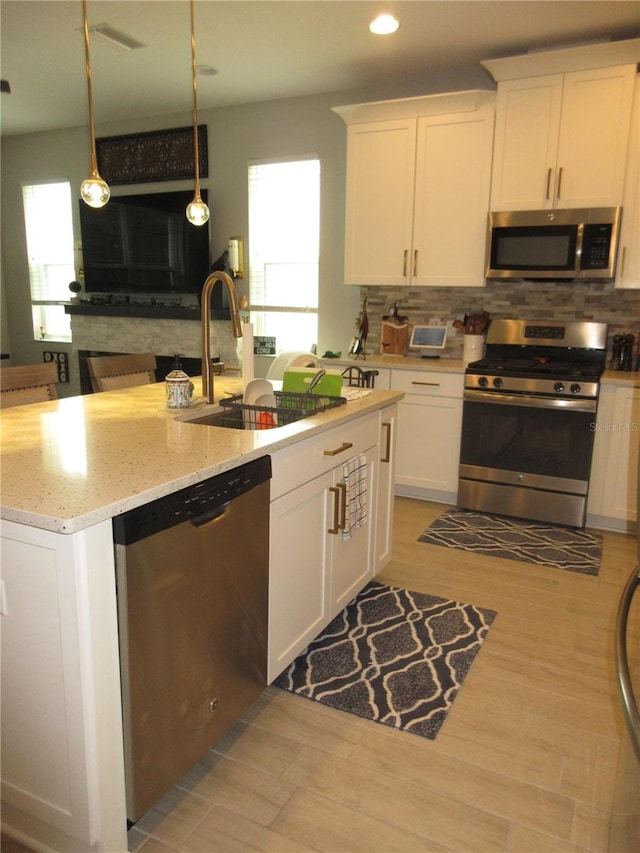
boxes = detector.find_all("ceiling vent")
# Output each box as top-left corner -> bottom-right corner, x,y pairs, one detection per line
85,24 -> 146,51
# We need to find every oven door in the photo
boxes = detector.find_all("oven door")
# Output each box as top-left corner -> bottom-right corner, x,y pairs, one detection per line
458,392 -> 597,527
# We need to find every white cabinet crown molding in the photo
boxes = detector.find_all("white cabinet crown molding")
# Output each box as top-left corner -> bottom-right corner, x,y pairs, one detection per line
332,89 -> 495,125
482,37 -> 640,82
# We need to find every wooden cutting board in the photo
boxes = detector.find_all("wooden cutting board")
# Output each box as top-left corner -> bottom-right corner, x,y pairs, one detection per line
380,321 -> 408,355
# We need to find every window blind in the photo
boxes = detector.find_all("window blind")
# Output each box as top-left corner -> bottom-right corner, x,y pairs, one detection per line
22,181 -> 75,302
248,158 -> 320,314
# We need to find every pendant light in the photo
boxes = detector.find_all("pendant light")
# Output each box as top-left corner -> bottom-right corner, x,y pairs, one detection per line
80,0 -> 110,208
186,0 -> 209,226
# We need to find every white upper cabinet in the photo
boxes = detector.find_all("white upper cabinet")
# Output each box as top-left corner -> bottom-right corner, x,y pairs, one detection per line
555,66 -> 635,208
335,91 -> 495,288
412,109 -> 494,286
343,118 -> 417,286
483,40 -> 639,211
490,74 -> 564,210
616,76 -> 640,289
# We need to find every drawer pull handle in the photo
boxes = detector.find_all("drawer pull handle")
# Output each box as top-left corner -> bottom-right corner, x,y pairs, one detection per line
323,441 -> 353,457
402,250 -> 408,277
556,166 -> 563,199
411,381 -> 440,387
413,249 -> 418,277
381,421 -> 392,463
545,167 -> 552,200
328,486 -> 340,535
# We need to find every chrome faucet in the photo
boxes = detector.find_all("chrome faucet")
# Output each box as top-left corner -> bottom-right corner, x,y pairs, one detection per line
201,271 -> 243,404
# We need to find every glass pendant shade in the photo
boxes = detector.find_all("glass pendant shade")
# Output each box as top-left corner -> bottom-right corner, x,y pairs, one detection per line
186,196 -> 210,226
81,170 -> 110,208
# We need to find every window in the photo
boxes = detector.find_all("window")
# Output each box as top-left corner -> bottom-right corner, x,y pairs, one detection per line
22,181 -> 75,342
248,157 -> 320,353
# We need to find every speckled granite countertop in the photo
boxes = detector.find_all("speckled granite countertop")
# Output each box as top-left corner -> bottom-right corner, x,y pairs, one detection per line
601,370 -> 640,386
0,377 -> 402,535
320,355 -> 467,373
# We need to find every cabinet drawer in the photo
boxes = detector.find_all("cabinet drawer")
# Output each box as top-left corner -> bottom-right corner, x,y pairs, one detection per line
271,413 -> 378,499
391,369 -> 464,398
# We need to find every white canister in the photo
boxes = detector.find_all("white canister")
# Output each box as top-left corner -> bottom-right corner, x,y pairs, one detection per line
166,358 -> 192,409
462,334 -> 485,365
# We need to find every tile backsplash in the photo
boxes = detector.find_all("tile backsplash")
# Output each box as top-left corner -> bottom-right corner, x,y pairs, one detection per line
360,279 -> 640,367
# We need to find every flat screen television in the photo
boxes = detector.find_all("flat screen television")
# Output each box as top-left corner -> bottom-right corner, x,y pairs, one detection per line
79,190 -> 211,296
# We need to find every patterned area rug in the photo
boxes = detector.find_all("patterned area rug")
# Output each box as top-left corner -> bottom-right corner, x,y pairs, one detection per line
419,509 -> 602,576
273,581 -> 496,740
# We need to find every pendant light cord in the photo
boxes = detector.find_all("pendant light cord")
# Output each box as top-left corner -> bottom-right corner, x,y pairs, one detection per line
82,0 -> 99,175
190,0 -> 202,201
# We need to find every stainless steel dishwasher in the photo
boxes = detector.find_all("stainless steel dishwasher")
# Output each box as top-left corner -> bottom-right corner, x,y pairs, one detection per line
112,455 -> 271,823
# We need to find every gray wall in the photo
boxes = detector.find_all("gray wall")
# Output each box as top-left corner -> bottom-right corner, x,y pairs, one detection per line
1,92 -> 361,393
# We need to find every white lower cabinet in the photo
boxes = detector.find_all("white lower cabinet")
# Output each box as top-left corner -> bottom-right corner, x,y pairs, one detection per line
391,369 -> 464,502
375,405 -> 397,574
0,520 -> 128,853
588,381 -> 640,529
268,411 -> 390,682
329,444 -> 377,614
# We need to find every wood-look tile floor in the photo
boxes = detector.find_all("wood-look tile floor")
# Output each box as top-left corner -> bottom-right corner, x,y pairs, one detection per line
129,498 -> 636,853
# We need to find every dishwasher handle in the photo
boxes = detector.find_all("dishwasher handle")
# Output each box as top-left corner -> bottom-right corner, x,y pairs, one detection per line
190,501 -> 232,527
113,455 -> 271,546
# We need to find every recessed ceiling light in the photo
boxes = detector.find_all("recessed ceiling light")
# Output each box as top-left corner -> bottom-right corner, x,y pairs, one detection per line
369,14 -> 400,35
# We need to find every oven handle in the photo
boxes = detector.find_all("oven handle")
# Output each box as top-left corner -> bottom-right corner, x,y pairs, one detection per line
463,389 -> 597,413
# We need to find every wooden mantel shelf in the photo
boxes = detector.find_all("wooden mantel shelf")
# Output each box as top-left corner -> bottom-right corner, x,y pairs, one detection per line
64,303 -> 229,321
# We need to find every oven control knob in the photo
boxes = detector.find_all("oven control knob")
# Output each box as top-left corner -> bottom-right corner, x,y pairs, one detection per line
570,383 -> 581,394
477,376 -> 489,388
554,381 -> 565,393
493,377 -> 503,389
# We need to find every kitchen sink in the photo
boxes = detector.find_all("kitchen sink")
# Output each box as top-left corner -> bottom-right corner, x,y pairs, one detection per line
177,407 -> 246,430
176,392 -> 346,431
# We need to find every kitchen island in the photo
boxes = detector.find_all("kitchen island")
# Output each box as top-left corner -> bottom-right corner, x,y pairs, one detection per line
0,378 -> 402,852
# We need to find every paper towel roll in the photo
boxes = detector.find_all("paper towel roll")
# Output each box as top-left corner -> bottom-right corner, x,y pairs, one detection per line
242,323 -> 255,389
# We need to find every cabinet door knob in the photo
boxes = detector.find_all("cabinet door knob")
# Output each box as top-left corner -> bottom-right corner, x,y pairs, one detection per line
323,441 -> 353,457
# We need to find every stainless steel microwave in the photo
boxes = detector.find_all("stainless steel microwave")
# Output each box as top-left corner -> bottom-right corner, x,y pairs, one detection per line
485,207 -> 621,280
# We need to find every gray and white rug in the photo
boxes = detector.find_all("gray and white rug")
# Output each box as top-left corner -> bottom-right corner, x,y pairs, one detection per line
419,509 -> 602,575
274,581 -> 496,740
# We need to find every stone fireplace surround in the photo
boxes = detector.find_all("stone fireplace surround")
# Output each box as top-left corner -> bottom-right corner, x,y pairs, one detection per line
69,311 -> 241,393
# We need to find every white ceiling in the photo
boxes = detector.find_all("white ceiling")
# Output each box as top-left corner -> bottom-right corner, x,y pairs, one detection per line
1,1 -> 639,137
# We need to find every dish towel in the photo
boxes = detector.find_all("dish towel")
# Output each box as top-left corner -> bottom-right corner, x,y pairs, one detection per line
341,454 -> 368,540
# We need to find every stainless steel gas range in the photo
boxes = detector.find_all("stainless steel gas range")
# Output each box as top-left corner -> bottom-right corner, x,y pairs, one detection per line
458,319 -> 608,528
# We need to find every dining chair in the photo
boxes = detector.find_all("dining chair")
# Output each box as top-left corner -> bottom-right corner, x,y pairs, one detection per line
341,366 -> 379,388
86,353 -> 158,392
0,362 -> 59,408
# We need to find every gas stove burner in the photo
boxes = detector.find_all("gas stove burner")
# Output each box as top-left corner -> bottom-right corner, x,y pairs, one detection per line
467,357 -> 605,381
466,318 -> 608,387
